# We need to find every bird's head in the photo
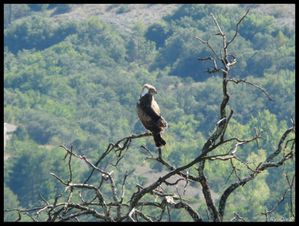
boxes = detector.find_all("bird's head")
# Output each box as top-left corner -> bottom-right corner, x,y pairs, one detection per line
140,84 -> 157,97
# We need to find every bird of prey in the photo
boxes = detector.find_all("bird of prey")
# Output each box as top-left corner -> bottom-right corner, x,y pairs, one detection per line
136,84 -> 168,147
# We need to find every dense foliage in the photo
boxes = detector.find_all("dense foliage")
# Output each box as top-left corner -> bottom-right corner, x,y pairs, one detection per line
4,4 -> 295,221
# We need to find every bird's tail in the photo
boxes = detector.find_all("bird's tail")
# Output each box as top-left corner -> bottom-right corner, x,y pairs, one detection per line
153,133 -> 166,147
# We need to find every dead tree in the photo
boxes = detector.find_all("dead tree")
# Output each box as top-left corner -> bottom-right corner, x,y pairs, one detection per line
5,9 -> 295,222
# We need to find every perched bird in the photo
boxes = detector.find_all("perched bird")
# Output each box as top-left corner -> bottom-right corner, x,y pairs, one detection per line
137,84 -> 168,147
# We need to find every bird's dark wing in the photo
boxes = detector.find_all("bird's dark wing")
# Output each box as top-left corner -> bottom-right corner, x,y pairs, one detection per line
139,94 -> 161,122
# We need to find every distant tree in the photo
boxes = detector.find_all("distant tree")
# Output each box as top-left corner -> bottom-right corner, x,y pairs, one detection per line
4,4 -> 31,28
4,185 -> 20,222
28,4 -> 49,11
116,4 -> 130,14
52,4 -> 72,15
4,15 -> 75,53
145,22 -> 171,48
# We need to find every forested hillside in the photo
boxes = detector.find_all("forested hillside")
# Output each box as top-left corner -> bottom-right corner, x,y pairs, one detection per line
4,4 -> 295,222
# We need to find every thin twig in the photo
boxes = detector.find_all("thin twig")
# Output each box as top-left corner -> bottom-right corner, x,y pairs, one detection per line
227,9 -> 250,47
227,78 -> 273,101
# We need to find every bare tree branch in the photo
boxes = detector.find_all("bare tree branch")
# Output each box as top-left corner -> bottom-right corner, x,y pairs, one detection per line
218,126 -> 295,220
227,9 -> 250,47
227,78 -> 273,101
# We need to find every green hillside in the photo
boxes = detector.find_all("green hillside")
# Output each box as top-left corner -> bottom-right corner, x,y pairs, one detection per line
4,4 -> 295,222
